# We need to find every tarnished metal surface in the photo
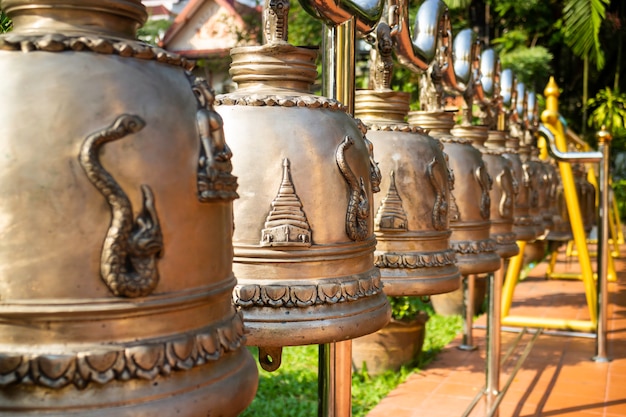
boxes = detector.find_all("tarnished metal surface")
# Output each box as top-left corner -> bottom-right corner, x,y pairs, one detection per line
215,14 -> 390,349
0,1 -> 258,415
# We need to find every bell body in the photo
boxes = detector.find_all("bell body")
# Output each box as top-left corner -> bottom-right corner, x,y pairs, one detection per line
0,1 -> 258,415
408,112 -> 500,275
216,44 -> 390,348
534,156 -> 555,235
354,90 -> 460,296
547,181 -> 575,241
453,127 -> 519,259
520,146 -> 547,239
486,133 -> 538,242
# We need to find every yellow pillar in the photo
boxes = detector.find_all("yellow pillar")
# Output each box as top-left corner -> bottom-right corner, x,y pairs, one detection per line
541,77 -> 597,324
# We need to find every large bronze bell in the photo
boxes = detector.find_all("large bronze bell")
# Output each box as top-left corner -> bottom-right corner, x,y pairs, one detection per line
353,22 -> 460,296
490,69 -> 538,242
215,2 -> 390,355
527,91 -> 554,236
0,0 -> 258,415
407,27 -> 500,276
453,48 -> 519,259
516,84 -> 545,239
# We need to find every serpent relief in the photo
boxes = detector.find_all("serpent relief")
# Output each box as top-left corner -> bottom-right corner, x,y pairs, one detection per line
474,163 -> 493,220
336,135 -> 370,241
79,114 -> 163,298
497,170 -> 514,219
427,156 -> 449,231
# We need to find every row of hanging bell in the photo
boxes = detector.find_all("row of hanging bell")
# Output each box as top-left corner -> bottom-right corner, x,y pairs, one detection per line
410,27 -> 501,276
450,46 -> 519,259
215,1 -> 390,367
353,20 -> 460,296
515,82 -> 549,240
0,0 -> 258,415
488,69 -> 540,243
386,0 -> 502,276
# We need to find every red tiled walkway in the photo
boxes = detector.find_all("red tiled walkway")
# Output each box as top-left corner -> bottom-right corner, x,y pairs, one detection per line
367,242 -> 626,417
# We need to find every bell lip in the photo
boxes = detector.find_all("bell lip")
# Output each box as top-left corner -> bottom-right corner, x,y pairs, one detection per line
455,251 -> 502,275
241,290 -> 392,347
494,242 -> 520,258
379,265 -> 462,297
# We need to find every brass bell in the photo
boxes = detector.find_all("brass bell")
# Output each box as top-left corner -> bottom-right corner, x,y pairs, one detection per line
215,0 -> 390,360
0,0 -> 257,415
452,47 -> 519,259
527,91 -> 554,236
408,26 -> 500,276
491,69 -> 538,242
547,177 -> 575,241
354,21 -> 460,296
516,83 -> 545,239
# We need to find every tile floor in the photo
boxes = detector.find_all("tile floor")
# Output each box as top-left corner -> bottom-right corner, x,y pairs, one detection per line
366,241 -> 626,417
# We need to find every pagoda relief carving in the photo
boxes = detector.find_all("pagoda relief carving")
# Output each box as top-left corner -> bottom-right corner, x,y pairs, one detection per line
261,158 -> 312,247
375,171 -> 408,231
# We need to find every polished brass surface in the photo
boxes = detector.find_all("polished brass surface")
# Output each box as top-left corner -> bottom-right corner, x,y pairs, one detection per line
387,0 -> 448,72
409,112 -> 500,275
355,90 -> 460,295
216,14 -> 390,350
299,0 -> 384,33
0,1 -> 258,415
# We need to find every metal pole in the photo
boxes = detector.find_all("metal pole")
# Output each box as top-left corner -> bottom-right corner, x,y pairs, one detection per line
485,262 -> 503,416
319,18 -> 356,417
594,127 -> 612,363
459,274 -> 477,351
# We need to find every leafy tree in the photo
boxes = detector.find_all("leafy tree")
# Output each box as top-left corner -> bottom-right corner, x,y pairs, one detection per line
587,87 -> 626,133
1,10 -> 12,33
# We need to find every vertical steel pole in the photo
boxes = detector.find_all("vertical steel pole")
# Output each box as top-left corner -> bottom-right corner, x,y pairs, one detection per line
319,17 -> 357,417
594,127 -> 612,362
485,261 -> 504,416
459,274 -> 478,351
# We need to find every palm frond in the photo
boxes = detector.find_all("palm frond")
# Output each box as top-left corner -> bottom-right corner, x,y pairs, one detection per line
562,0 -> 609,69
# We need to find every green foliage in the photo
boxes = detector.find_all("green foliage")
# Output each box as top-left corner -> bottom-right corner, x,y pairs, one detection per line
443,0 -> 472,9
612,179 -> 626,221
499,46 -> 554,92
562,0 -> 610,70
587,87 -> 626,133
241,313 -> 463,417
137,19 -> 172,45
388,296 -> 433,321
1,10 -> 12,33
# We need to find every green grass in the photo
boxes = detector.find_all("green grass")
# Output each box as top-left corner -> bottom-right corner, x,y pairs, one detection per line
240,313 -> 463,417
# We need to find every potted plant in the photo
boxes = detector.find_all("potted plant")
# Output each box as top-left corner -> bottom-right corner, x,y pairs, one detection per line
352,296 -> 430,376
